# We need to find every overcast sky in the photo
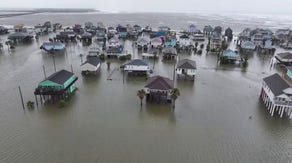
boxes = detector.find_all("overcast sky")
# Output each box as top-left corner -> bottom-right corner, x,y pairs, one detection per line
2,0 -> 292,14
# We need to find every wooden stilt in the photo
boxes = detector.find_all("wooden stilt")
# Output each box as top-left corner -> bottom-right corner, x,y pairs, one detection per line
280,106 -> 285,118
35,95 -> 38,107
271,105 -> 275,116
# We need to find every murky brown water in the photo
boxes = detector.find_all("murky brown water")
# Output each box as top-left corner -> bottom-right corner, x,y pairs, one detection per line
0,12 -> 291,163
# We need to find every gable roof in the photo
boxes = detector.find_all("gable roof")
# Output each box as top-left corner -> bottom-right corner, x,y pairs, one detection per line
263,73 -> 290,96
124,59 -> 148,66
41,42 -> 65,51
241,41 -> 256,50
223,49 -> 240,59
145,75 -> 173,90
81,57 -> 100,67
44,69 -> 74,85
162,47 -> 177,55
177,59 -> 196,69
277,52 -> 292,59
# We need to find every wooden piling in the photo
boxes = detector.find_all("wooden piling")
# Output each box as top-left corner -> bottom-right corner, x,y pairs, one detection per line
18,86 -> 25,110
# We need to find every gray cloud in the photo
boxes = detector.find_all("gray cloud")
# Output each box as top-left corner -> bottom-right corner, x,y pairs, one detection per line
1,0 -> 292,14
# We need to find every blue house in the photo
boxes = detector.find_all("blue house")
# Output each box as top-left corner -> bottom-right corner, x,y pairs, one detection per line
241,41 -> 256,53
40,42 -> 66,53
156,26 -> 170,37
164,37 -> 177,47
116,25 -> 128,38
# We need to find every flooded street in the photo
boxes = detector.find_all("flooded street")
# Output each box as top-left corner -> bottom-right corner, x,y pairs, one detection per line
0,13 -> 291,163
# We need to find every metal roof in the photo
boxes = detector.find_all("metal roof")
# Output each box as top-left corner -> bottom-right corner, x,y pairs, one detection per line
263,73 -> 290,96
177,59 -> 197,69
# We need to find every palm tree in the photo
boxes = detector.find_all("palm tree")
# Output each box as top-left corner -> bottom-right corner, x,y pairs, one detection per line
195,42 -> 198,48
206,44 -> 210,54
171,88 -> 180,108
137,89 -> 146,106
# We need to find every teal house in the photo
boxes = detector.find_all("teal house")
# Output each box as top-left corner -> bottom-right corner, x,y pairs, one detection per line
286,66 -> 292,80
34,69 -> 78,103
222,49 -> 241,63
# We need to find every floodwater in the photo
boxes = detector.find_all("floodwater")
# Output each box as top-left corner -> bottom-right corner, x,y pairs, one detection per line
0,12 -> 291,163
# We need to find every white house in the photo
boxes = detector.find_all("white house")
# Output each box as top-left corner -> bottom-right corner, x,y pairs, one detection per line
176,59 -> 197,80
108,37 -> 121,49
261,73 -> 292,119
123,59 -> 150,76
251,33 -> 264,46
81,57 -> 101,75
137,37 -> 150,50
179,35 -> 191,49
192,33 -> 205,42
150,37 -> 163,48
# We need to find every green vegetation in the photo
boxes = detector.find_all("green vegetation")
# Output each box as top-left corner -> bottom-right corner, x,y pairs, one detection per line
137,89 -> 146,106
59,100 -> 66,108
171,88 -> 180,108
26,101 -> 34,109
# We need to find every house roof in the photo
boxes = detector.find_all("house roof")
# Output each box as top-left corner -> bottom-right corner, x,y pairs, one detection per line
41,42 -> 65,51
137,37 -> 150,44
241,41 -> 256,50
180,35 -> 190,39
263,73 -> 290,96
145,75 -> 173,90
277,52 -> 292,59
81,57 -> 100,67
124,59 -> 148,66
162,47 -> 177,55
177,59 -> 196,69
8,32 -> 33,39
44,69 -> 74,85
223,49 -> 240,59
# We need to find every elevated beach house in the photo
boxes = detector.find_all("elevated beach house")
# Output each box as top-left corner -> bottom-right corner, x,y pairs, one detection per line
176,59 -> 197,80
8,32 -> 34,43
0,26 -> 9,34
221,49 -> 241,64
144,75 -> 174,103
122,59 -> 150,76
240,41 -> 256,53
106,37 -> 123,57
34,69 -> 78,103
192,33 -> 205,42
162,47 -> 177,60
210,31 -> 222,50
178,34 -> 192,51
56,31 -> 76,42
137,36 -> 150,51
40,42 -> 66,53
81,57 -> 101,75
150,37 -> 163,49
275,52 -> 292,65
260,73 -> 292,119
